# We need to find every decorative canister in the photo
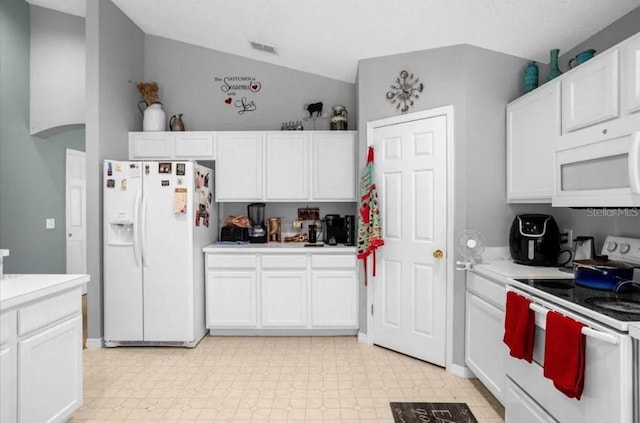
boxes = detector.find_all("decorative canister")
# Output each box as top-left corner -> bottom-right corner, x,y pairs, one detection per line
139,102 -> 167,131
524,61 -> 539,93
544,49 -> 563,83
330,105 -> 348,130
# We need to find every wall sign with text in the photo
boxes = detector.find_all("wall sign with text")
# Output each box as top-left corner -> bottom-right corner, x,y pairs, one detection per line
215,75 -> 261,115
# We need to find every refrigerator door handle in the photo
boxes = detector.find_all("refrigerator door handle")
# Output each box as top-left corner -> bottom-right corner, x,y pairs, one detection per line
133,190 -> 142,267
141,190 -> 149,267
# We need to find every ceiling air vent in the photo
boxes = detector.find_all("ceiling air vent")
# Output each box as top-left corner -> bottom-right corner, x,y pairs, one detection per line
249,40 -> 278,55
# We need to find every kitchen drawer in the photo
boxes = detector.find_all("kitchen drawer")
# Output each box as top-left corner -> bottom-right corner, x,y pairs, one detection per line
312,255 -> 356,269
207,253 -> 257,269
0,310 -> 16,345
18,288 -> 81,336
467,272 -> 506,311
262,254 -> 307,269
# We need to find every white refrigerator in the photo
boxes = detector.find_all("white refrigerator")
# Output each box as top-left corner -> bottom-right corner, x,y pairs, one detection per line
103,160 -> 215,347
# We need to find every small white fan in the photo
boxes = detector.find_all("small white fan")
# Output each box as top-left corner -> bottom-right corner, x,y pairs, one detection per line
455,230 -> 486,270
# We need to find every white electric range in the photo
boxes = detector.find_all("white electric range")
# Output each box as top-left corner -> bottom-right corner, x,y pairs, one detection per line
484,236 -> 640,423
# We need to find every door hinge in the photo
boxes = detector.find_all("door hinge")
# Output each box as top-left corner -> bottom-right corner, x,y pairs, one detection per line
371,304 -> 374,315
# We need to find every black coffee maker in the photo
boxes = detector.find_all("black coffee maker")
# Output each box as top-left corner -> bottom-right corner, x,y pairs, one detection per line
323,215 -> 344,245
509,214 -> 561,266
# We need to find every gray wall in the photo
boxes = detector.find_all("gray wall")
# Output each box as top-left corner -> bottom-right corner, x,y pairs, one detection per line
144,35 -> 356,131
0,0 -> 85,274
85,0 -> 145,338
357,44 -> 529,367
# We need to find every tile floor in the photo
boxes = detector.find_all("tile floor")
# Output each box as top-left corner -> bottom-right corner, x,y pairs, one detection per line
70,336 -> 505,423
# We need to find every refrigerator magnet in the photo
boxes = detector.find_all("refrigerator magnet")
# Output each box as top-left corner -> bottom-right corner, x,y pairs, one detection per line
121,179 -> 127,191
106,179 -> 115,188
115,163 -> 122,172
130,163 -> 141,178
176,163 -> 186,176
107,162 -> 113,176
159,162 -> 172,174
174,188 -> 187,214
177,178 -> 183,185
161,180 -> 170,186
145,164 -> 150,175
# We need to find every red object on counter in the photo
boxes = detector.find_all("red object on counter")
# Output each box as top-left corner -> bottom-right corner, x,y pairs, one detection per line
543,311 -> 586,400
503,291 -> 535,362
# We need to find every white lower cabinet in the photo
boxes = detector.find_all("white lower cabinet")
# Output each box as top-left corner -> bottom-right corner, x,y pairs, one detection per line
0,287 -> 84,423
465,272 -> 507,405
311,270 -> 358,328
504,378 -> 557,423
18,316 -> 83,423
261,271 -> 308,327
205,251 -> 358,332
206,270 -> 257,328
0,310 -> 17,423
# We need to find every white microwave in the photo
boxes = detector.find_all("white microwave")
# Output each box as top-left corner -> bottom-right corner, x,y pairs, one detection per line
553,131 -> 640,207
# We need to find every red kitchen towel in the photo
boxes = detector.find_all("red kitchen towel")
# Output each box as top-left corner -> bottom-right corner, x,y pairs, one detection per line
543,311 -> 586,400
503,291 -> 536,362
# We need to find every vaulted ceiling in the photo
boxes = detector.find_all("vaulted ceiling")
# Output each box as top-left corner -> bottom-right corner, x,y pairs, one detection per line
27,0 -> 640,83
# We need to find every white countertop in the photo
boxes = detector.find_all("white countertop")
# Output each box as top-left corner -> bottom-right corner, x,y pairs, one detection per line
203,242 -> 357,253
1,274 -> 90,311
472,259 -> 571,284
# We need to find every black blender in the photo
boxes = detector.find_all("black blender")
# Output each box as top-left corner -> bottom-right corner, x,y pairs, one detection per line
247,203 -> 267,243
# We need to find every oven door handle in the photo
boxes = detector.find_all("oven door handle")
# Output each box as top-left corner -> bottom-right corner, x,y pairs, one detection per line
529,302 -> 620,345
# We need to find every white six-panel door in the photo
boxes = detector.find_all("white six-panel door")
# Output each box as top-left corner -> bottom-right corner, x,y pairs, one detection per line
371,113 -> 448,366
65,149 -> 86,279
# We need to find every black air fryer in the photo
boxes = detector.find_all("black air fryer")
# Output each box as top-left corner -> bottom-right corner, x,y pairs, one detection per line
509,214 -> 561,266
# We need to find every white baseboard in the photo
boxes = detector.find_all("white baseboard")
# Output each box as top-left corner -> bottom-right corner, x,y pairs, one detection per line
357,331 -> 372,344
447,363 -> 475,379
85,338 -> 103,348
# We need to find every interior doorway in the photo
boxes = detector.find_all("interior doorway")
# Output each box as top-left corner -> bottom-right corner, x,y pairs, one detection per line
366,106 -> 454,368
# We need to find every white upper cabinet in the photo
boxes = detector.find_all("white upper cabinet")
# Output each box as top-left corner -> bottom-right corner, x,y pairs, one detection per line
561,48 -> 619,134
130,131 -> 358,202
507,82 -> 560,203
129,132 -> 173,159
312,132 -> 357,201
216,132 -> 264,201
265,133 -> 309,201
173,132 -> 215,159
624,32 -> 640,115
129,132 -> 216,160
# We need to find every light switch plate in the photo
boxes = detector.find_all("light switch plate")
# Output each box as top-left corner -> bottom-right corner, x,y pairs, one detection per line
46,218 -> 55,229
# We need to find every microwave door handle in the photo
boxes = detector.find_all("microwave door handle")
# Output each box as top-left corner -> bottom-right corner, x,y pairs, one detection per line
629,133 -> 640,194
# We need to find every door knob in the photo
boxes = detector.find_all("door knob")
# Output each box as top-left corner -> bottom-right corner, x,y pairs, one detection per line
433,249 -> 444,259
68,233 -> 72,237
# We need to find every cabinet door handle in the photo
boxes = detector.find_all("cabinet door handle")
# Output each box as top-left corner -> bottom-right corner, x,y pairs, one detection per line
629,132 -> 640,195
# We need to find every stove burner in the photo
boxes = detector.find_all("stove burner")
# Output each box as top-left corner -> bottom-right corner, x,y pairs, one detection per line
584,297 -> 640,315
532,280 -> 574,290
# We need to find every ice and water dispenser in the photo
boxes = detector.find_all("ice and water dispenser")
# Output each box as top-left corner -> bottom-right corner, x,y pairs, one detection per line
107,211 -> 135,245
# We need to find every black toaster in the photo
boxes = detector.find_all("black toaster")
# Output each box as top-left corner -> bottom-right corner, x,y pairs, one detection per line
220,226 -> 249,242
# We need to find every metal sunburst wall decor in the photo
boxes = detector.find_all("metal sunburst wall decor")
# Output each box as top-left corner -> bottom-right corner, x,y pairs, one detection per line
386,70 -> 423,112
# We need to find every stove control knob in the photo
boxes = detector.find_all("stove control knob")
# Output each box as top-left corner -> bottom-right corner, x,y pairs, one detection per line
619,243 -> 631,254
605,241 -> 618,252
